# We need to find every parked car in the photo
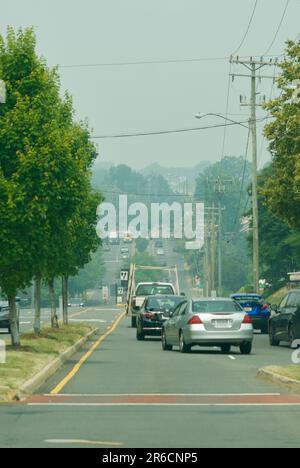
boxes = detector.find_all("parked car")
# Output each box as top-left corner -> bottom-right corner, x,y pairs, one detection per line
269,289 -> 300,348
0,301 -> 10,333
68,298 -> 85,308
162,298 -> 254,354
231,294 -> 271,334
136,295 -> 184,341
130,282 -> 177,328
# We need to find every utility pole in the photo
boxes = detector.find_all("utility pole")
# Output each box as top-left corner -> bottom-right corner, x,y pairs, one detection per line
230,57 -> 279,293
207,177 -> 232,296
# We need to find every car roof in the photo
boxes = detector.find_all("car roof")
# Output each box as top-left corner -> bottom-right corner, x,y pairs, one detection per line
136,282 -> 174,286
191,297 -> 235,302
146,295 -> 183,300
231,293 -> 262,298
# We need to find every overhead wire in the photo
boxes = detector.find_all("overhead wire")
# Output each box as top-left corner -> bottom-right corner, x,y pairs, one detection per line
264,0 -> 290,55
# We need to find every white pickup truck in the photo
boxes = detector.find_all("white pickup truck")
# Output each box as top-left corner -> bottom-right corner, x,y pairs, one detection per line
131,282 -> 177,327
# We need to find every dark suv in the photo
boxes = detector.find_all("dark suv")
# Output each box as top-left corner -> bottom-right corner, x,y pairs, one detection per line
0,301 -> 10,333
136,295 -> 183,341
269,289 -> 300,347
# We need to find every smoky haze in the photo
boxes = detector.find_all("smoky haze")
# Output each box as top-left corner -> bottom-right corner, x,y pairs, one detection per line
1,0 -> 299,169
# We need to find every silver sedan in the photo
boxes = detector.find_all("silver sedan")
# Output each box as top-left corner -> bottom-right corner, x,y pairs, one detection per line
162,298 -> 254,354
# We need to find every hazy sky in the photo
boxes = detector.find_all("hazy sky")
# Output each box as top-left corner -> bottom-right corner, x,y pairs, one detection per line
1,0 -> 299,169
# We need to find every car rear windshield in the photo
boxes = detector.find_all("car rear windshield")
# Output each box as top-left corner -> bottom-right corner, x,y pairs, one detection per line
192,300 -> 243,313
234,296 -> 262,303
136,285 -> 174,296
146,297 -> 182,311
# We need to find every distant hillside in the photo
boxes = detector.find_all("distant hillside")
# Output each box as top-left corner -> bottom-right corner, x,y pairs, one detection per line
140,162 -> 211,179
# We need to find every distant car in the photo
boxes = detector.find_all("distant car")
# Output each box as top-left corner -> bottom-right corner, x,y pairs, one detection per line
68,299 -> 85,308
231,294 -> 271,334
130,282 -> 177,328
155,239 -> 164,249
136,295 -> 184,341
0,301 -> 10,333
121,247 -> 130,259
162,298 -> 253,355
123,233 -> 133,244
269,289 -> 300,348
157,248 -> 165,256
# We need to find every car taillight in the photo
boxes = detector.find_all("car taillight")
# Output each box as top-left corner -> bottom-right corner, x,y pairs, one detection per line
261,304 -> 269,311
188,315 -> 203,325
243,314 -> 252,324
132,297 -> 136,306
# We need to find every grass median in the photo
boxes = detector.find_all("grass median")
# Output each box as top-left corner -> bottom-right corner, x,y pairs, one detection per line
0,324 -> 96,401
264,365 -> 300,382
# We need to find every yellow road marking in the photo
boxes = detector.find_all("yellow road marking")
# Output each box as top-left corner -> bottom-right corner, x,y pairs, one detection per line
50,311 -> 126,395
45,439 -> 123,447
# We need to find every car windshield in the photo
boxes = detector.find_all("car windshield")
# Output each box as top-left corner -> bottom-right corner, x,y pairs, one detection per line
146,297 -> 182,311
136,285 -> 174,296
233,296 -> 262,303
192,300 -> 243,313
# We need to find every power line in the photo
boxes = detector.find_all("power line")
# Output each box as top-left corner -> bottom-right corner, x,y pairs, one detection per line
59,57 -> 229,69
264,0 -> 290,55
58,55 -> 283,70
231,0 -> 259,55
234,127 -> 251,229
91,117 -> 271,140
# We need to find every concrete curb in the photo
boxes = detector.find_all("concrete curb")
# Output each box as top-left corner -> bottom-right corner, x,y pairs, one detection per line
14,327 -> 100,401
258,368 -> 300,394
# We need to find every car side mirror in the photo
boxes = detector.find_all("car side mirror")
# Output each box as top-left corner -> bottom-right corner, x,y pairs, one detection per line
272,304 -> 280,314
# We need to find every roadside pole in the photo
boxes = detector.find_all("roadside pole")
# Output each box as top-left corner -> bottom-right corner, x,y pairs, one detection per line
230,57 -> 279,293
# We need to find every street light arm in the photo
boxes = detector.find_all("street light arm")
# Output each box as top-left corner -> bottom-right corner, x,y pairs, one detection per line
195,112 -> 249,130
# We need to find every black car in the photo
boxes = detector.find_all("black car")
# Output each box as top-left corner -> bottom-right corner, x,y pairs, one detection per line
136,295 -> 184,341
269,289 -> 300,347
0,301 -> 10,333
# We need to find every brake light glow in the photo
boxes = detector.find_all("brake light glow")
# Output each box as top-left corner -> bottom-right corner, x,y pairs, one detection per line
188,315 -> 203,325
144,312 -> 154,319
243,314 -> 252,324
261,304 -> 269,311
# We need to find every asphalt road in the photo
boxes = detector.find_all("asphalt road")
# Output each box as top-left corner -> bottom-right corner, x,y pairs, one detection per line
1,312 -> 300,448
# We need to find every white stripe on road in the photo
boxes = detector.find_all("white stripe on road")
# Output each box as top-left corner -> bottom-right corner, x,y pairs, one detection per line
44,393 -> 281,397
69,319 -> 107,323
228,356 -> 236,361
29,403 -> 300,407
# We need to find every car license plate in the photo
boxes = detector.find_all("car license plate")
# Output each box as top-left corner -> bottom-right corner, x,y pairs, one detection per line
213,320 -> 232,329
244,307 -> 252,312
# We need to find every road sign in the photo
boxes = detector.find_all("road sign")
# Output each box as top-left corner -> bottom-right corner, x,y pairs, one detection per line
118,287 -> 124,295
0,80 -> 6,104
120,270 -> 129,282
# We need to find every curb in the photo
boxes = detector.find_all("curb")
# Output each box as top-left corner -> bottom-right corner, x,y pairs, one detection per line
14,327 -> 100,401
258,368 -> 300,394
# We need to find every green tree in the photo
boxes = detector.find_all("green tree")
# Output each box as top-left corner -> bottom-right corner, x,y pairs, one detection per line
264,40 -> 300,230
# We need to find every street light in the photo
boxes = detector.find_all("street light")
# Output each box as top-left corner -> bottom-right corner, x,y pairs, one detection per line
195,112 -> 249,129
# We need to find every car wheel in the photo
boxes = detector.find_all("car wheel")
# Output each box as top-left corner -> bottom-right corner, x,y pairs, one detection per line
162,331 -> 172,351
289,325 -> 296,349
179,332 -> 191,354
131,316 -> 137,328
240,342 -> 252,355
136,327 -> 145,341
221,344 -> 231,354
269,324 -> 280,347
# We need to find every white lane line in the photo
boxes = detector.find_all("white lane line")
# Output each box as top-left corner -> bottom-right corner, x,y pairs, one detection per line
45,439 -> 123,447
43,393 -> 281,397
20,321 -> 31,325
29,403 -> 300,407
228,356 -> 236,361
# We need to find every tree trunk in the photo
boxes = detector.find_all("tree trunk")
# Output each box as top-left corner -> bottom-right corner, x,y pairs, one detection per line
49,279 -> 59,329
8,294 -> 20,347
33,277 -> 42,335
62,276 -> 69,325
